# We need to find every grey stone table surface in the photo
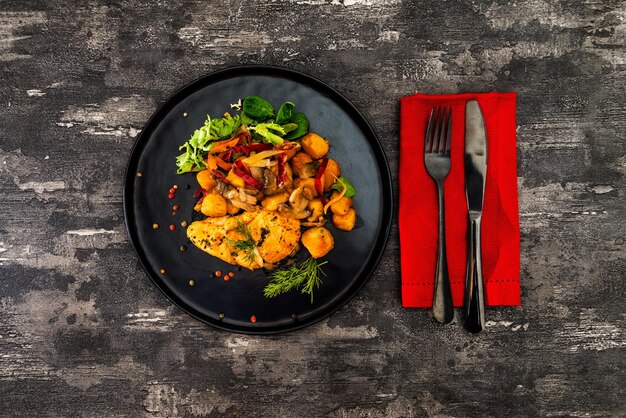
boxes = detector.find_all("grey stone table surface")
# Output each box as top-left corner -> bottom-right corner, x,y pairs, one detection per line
1,0 -> 624,417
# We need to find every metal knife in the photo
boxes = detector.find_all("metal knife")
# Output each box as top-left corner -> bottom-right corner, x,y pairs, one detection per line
464,100 -> 487,333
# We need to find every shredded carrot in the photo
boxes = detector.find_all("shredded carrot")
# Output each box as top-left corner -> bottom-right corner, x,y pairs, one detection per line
215,157 -> 232,171
323,174 -> 346,214
204,155 -> 218,170
209,137 -> 240,155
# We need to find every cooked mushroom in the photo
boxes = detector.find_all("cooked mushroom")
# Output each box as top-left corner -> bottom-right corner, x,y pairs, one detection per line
289,186 -> 313,212
301,218 -> 327,227
227,188 -> 256,205
262,168 -> 278,195
215,177 -> 229,194
277,186 -> 313,219
278,204 -> 311,219
224,187 -> 257,211
229,198 -> 256,212
249,166 -> 264,183
298,162 -> 319,179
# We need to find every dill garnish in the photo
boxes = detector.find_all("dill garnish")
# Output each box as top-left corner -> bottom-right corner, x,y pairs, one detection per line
225,219 -> 257,264
263,257 -> 328,303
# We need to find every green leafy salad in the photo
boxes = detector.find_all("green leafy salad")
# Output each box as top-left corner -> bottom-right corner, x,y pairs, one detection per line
176,96 -> 309,174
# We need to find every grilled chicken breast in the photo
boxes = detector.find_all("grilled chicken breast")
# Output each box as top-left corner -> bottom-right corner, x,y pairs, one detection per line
186,209 -> 301,270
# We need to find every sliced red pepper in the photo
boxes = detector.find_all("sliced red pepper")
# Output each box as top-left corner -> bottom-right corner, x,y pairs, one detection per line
274,142 -> 299,151
220,148 -> 234,162
276,153 -> 288,188
232,143 -> 273,156
193,188 -> 207,198
315,157 -> 329,204
231,146 -> 246,156
235,129 -> 250,145
234,159 -> 250,174
249,143 -> 274,152
211,169 -> 232,186
193,188 -> 208,206
233,161 -> 264,190
208,131 -> 249,156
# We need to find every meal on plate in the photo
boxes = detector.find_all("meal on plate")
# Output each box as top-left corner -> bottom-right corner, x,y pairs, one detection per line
175,96 -> 357,301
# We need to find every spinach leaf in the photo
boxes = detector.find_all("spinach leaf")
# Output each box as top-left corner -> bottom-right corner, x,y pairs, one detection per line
276,102 -> 295,124
239,112 -> 255,126
330,176 -> 356,197
285,112 -> 309,139
243,96 -> 274,120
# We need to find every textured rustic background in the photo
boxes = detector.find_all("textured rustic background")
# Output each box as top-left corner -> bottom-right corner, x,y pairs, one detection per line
1,0 -> 625,417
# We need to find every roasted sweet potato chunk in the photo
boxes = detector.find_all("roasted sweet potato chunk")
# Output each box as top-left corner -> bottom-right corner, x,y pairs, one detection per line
261,192 -> 290,211
201,194 -> 228,217
329,191 -> 352,215
196,170 -> 216,191
301,226 -> 334,258
323,159 -> 341,192
301,133 -> 329,160
332,208 -> 356,231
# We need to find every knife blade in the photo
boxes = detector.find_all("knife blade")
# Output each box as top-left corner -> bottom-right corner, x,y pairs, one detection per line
464,100 -> 487,333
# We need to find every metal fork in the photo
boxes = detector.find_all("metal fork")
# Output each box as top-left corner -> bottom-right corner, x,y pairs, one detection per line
424,107 -> 454,324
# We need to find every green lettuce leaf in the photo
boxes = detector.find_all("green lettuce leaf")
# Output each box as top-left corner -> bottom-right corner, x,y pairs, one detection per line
281,123 -> 298,133
250,122 -> 286,144
175,115 -> 240,174
210,115 -> 240,139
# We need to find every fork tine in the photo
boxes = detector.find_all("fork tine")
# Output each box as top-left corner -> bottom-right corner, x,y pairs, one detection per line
432,107 -> 442,153
437,107 -> 447,153
445,107 -> 452,154
425,107 -> 434,153
433,106 -> 446,154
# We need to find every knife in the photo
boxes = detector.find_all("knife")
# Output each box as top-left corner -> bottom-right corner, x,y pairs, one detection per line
464,100 -> 487,333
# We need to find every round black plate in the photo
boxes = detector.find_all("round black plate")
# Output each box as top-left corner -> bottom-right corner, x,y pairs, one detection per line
124,65 -> 392,334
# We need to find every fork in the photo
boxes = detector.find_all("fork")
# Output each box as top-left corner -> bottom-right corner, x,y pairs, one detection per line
424,107 -> 454,324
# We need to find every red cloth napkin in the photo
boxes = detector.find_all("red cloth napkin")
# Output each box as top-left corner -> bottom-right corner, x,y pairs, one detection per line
399,92 -> 520,308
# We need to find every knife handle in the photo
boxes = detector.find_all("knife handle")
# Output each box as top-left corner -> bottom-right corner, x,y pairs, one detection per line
464,216 -> 485,333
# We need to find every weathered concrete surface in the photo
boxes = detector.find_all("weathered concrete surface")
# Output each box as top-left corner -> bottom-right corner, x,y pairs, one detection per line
1,0 -> 625,416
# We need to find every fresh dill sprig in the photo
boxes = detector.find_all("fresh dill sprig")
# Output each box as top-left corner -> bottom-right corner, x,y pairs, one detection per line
263,257 -> 328,303
225,219 -> 257,264
234,218 -> 252,240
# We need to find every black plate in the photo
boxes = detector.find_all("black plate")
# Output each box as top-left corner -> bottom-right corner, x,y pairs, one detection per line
124,65 -> 392,334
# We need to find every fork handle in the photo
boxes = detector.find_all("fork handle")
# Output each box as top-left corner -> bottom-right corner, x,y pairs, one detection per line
464,216 -> 485,333
433,183 -> 453,324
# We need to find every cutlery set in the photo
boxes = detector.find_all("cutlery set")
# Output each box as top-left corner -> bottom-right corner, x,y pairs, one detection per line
425,100 -> 487,333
